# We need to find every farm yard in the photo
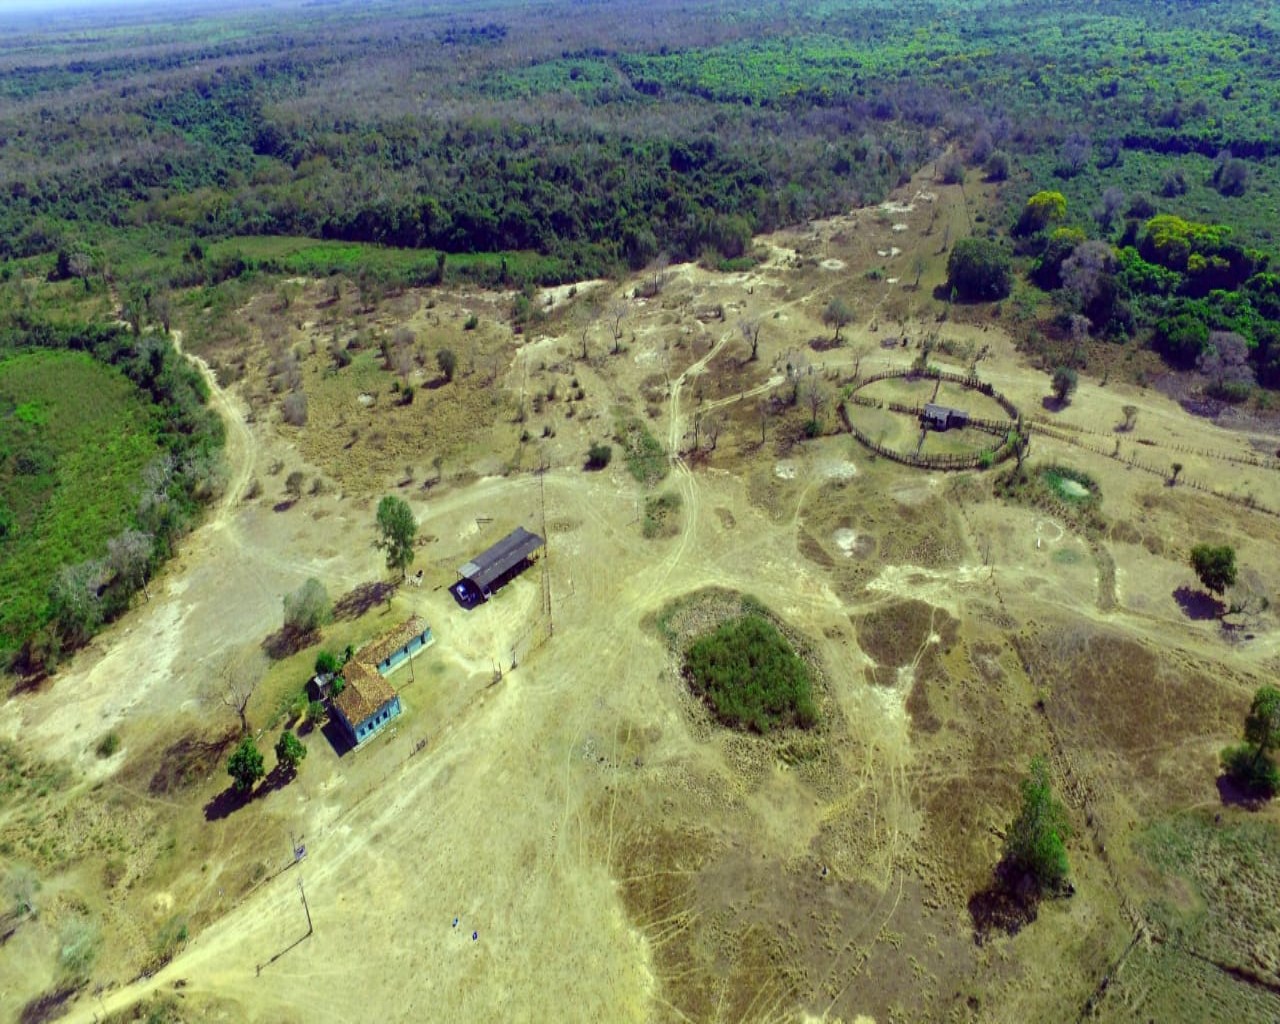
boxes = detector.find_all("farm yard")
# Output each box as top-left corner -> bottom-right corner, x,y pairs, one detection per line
3,159 -> 1280,1024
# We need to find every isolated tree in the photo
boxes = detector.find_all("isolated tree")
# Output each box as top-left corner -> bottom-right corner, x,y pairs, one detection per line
608,301 -> 628,354
227,736 -> 265,794
799,377 -> 828,433
437,348 -> 457,383
275,731 -> 307,775
1002,756 -> 1070,893
577,297 -> 601,359
1190,543 -> 1237,596
757,396 -> 772,443
822,298 -> 853,344
739,317 -> 763,361
1050,366 -> 1078,404
1120,405 -> 1138,432
375,494 -> 417,579
213,646 -> 267,734
585,443 -> 612,470
284,578 -> 332,633
703,414 -> 723,451
1169,461 -> 1183,485
107,529 -> 153,600
1244,687 -> 1280,772
285,470 -> 306,500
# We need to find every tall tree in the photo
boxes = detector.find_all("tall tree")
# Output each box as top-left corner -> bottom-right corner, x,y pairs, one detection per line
822,298 -> 853,344
1002,756 -> 1070,892
1190,544 -> 1237,596
375,495 -> 417,579
738,317 -> 763,361
1245,687 -> 1280,772
227,736 -> 264,794
275,730 -> 307,775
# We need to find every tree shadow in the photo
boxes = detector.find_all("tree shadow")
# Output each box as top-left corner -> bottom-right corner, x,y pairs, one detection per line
1172,586 -> 1223,621
967,862 -> 1042,945
203,785 -> 252,822
19,983 -> 83,1024
332,580 -> 396,621
1040,395 -> 1067,413
261,624 -> 318,660
1216,773 -> 1271,811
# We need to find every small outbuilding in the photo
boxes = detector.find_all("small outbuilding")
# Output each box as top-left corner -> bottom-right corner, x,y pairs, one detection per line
455,526 -> 545,602
922,403 -> 970,431
333,661 -> 403,747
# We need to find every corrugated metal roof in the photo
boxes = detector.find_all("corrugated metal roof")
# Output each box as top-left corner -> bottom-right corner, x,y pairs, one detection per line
458,527 -> 545,591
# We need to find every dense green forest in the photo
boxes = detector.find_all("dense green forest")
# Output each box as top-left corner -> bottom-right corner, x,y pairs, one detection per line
0,0 -> 1277,375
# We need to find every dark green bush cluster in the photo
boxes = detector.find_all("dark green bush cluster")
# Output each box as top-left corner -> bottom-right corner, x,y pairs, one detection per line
684,614 -> 817,733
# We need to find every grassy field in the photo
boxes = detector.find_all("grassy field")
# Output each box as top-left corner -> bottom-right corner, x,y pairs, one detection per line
0,351 -> 161,657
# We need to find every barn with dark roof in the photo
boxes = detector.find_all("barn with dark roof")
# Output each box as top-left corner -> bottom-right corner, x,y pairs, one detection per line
454,526 -> 545,603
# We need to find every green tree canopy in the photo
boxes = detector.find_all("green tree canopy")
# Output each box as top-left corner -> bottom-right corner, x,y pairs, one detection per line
1244,687 -> 1280,765
1051,366 -> 1078,403
227,736 -> 264,794
284,578 -> 332,633
375,495 -> 417,579
1002,756 -> 1070,892
1190,543 -> 1237,596
822,298 -> 854,343
275,730 -> 307,773
946,237 -> 1012,301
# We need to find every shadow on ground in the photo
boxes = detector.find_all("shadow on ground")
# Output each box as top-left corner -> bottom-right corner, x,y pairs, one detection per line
333,580 -> 396,621
1173,586 -> 1223,621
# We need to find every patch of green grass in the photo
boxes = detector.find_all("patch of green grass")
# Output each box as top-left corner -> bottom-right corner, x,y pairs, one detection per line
642,491 -> 682,539
684,613 -> 817,733
615,417 -> 668,486
95,732 -> 120,759
1137,811 -> 1280,982
0,351 -> 161,656
1042,466 -> 1099,504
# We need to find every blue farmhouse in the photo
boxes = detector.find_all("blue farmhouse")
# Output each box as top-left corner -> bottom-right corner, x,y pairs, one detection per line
331,616 -> 433,748
333,662 -> 402,747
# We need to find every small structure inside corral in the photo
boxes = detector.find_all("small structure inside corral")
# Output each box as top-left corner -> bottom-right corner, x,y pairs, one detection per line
922,403 -> 970,431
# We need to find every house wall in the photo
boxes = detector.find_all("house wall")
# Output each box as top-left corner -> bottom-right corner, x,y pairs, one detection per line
377,630 -> 434,675
345,695 -> 404,746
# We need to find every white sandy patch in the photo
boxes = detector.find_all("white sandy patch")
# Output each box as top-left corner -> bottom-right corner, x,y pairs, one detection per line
833,528 -> 857,555
774,461 -> 798,480
892,223 -> 909,233
358,392 -> 375,406
820,258 -> 846,271
886,278 -> 899,285
889,246 -> 901,257
824,460 -> 858,480
880,200 -> 915,214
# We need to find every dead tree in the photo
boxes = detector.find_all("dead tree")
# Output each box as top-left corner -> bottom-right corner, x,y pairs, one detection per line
739,317 -> 763,361
609,301 -> 628,354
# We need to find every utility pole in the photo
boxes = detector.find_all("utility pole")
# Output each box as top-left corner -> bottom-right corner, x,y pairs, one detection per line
298,878 -> 313,936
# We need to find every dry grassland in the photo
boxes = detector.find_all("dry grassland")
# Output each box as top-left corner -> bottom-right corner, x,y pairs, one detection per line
3,164 -> 1280,1024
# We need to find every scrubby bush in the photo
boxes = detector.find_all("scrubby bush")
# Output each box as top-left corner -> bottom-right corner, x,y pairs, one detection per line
684,614 -> 817,732
283,578 -> 332,633
585,443 -> 613,470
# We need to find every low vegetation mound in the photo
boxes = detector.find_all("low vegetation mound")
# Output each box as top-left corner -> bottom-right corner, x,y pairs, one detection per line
684,614 -> 817,733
